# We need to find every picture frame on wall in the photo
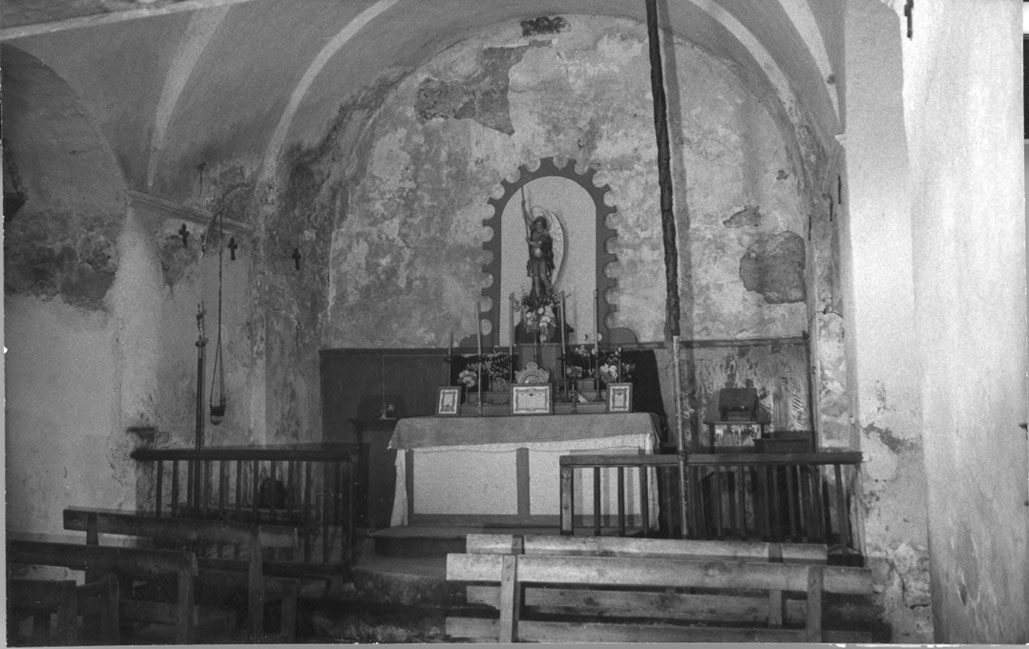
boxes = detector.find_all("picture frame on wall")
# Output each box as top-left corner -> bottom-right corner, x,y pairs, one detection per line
606,383 -> 633,413
510,384 -> 553,415
436,386 -> 461,416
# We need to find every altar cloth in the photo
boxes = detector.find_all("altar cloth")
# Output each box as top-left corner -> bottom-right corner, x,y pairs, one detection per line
389,413 -> 661,527
388,412 -> 661,450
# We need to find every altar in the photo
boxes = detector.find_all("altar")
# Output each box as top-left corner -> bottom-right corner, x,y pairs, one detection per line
388,412 -> 660,527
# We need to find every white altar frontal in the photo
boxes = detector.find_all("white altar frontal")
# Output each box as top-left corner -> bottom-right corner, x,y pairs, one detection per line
388,412 -> 660,527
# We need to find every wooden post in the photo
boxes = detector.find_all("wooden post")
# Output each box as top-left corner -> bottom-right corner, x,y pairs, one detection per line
498,555 -> 520,642
247,527 -> 265,642
177,554 -> 198,644
560,466 -> 574,535
805,565 -> 824,642
672,335 -> 689,538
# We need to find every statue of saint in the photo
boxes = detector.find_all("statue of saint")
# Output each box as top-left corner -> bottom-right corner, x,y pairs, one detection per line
522,192 -> 554,299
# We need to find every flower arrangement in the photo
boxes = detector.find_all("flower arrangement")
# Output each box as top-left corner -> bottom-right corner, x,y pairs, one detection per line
521,290 -> 559,342
456,352 -> 513,390
458,368 -> 478,389
564,345 -> 635,383
563,344 -> 596,380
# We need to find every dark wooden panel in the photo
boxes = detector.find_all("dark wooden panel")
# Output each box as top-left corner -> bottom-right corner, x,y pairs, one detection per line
319,348 -> 450,528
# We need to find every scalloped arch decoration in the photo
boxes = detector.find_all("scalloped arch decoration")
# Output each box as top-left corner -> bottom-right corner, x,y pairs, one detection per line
477,157 -> 632,349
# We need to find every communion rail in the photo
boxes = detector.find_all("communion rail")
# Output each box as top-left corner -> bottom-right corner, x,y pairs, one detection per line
130,444 -> 357,566
559,451 -> 864,562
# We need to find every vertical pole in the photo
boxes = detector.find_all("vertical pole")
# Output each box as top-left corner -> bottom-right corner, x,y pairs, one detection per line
476,298 -> 483,414
646,0 -> 688,540
673,336 -> 688,537
509,295 -> 516,380
194,304 -> 207,512
645,0 -> 680,340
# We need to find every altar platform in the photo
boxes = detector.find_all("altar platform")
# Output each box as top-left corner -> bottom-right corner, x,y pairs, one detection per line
387,412 -> 661,528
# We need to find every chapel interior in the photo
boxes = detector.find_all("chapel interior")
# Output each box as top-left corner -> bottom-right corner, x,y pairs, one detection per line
2,0 -> 1027,645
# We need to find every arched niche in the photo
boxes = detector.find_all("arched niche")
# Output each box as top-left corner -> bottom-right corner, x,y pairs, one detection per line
477,157 -> 633,349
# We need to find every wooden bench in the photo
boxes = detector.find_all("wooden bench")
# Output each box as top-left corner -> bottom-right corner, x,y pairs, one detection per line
7,539 -> 222,644
7,574 -> 119,646
446,534 -> 875,643
63,507 -> 301,643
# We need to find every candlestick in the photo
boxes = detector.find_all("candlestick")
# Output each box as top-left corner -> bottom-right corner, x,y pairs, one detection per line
560,291 -> 567,396
594,289 -> 600,396
476,298 -> 483,413
508,293 -> 515,382
446,331 -> 453,384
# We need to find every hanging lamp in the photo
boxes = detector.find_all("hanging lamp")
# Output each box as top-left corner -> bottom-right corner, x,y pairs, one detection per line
209,206 -> 227,425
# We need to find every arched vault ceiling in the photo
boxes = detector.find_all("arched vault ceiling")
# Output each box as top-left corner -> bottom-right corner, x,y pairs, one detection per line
3,0 -> 841,200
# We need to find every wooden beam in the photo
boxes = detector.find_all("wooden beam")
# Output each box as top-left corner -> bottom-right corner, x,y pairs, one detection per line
8,539 -> 197,577
446,616 -> 809,644
446,552 -> 873,594
465,584 -> 811,625
516,534 -> 828,564
128,190 -> 253,236
64,507 -> 297,548
1,0 -> 264,41
464,534 -> 524,555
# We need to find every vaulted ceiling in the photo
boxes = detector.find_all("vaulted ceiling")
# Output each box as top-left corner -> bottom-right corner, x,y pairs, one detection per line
1,0 -> 845,204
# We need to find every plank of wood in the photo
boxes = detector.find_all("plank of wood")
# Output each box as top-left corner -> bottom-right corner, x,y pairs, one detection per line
446,616 -> 809,643
63,508 -> 297,548
464,533 -> 524,555
517,534 -> 827,563
805,564 -> 823,642
497,555 -> 519,643
464,584 -> 810,624
9,539 -> 197,577
447,553 -> 872,594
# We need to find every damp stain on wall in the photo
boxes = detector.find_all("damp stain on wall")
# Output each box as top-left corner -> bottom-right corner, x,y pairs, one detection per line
739,230 -> 806,304
415,45 -> 537,135
723,205 -> 763,228
4,210 -> 120,309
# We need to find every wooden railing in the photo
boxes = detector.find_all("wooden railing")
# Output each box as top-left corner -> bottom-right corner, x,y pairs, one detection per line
559,450 -> 864,562
130,444 -> 357,566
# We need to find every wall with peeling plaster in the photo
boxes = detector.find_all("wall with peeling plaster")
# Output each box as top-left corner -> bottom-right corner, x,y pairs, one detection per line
319,16 -> 813,351
2,47 -> 137,533
2,49 -> 274,535
900,0 -> 1027,642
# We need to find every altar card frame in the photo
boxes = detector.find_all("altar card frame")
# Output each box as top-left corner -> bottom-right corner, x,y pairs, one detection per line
436,387 -> 461,416
510,384 -> 553,415
606,383 -> 633,413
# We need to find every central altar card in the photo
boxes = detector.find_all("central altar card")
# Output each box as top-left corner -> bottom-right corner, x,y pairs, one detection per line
510,384 -> 553,415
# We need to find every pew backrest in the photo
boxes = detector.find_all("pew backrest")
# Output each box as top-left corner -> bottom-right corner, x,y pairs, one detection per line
446,534 -> 872,643
63,507 -> 297,550
63,506 -> 299,642
468,533 -> 828,562
9,539 -> 198,644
